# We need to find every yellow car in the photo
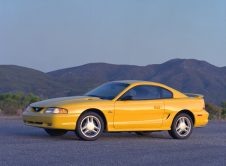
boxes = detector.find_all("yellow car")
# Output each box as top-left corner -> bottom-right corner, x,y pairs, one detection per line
23,80 -> 209,141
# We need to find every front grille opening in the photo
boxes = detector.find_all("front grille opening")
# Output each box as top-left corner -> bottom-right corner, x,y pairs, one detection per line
25,121 -> 43,125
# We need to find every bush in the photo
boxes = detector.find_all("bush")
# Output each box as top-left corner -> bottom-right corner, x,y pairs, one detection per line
205,103 -> 221,120
0,92 -> 42,115
205,103 -> 225,120
221,102 -> 226,119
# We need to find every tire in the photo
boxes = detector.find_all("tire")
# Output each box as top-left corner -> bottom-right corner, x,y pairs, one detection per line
135,131 -> 152,136
44,129 -> 67,136
168,113 -> 193,139
75,112 -> 104,141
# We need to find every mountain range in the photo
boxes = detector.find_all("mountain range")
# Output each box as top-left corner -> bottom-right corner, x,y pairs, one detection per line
0,59 -> 225,104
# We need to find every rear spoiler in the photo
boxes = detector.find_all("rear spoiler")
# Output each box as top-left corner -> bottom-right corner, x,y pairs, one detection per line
184,93 -> 204,99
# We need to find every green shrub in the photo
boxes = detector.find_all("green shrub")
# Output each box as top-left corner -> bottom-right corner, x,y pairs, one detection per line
205,103 -> 223,120
0,92 -> 42,115
221,102 -> 226,119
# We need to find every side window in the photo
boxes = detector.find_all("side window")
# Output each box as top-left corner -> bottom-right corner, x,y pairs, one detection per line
121,85 -> 161,100
161,88 -> 173,99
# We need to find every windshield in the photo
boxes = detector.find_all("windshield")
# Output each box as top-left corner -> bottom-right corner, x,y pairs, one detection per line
85,82 -> 130,100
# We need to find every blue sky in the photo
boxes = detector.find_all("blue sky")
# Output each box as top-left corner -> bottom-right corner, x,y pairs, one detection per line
0,0 -> 225,71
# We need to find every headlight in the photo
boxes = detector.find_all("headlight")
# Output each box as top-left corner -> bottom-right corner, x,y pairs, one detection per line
45,107 -> 68,114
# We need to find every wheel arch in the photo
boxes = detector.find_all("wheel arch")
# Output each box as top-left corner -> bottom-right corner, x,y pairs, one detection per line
174,109 -> 195,125
79,108 -> 107,131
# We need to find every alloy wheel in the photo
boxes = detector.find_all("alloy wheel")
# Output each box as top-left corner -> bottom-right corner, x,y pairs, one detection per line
175,116 -> 192,137
80,115 -> 101,138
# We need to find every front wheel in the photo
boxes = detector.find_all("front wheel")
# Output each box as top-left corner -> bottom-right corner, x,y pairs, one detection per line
75,112 -> 104,141
44,129 -> 67,136
168,113 -> 193,139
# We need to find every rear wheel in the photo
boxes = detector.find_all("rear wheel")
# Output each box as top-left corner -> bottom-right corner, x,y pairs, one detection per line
168,113 -> 193,139
76,112 -> 104,141
44,129 -> 67,136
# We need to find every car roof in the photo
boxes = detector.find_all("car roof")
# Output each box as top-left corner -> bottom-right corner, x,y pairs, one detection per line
112,80 -> 147,84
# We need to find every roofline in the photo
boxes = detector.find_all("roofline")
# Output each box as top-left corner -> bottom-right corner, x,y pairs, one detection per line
112,80 -> 187,101
111,80 -> 169,86
112,80 -> 150,84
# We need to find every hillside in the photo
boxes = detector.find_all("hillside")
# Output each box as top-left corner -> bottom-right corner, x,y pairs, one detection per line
48,59 -> 226,104
0,65 -> 67,98
0,59 -> 226,104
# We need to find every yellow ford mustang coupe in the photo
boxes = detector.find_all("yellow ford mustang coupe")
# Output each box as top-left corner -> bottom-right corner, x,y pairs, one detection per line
23,80 -> 208,141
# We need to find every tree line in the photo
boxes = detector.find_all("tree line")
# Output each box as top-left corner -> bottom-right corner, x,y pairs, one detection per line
0,92 -> 41,115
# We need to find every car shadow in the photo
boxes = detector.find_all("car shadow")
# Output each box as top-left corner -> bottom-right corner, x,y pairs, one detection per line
9,130 -> 172,141
1,124 -> 172,141
101,132 -> 172,140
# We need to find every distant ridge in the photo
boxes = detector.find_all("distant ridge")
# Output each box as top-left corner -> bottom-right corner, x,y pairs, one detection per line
0,59 -> 226,104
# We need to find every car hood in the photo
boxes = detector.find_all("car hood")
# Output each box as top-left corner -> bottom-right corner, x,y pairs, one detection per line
30,96 -> 102,108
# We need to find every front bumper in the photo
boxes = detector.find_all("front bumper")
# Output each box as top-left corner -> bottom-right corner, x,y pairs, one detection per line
22,111 -> 79,130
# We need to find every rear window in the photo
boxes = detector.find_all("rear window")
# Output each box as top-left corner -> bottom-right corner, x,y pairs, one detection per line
161,88 -> 173,98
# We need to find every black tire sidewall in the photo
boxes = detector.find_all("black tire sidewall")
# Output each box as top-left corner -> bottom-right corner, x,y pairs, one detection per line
76,112 -> 104,141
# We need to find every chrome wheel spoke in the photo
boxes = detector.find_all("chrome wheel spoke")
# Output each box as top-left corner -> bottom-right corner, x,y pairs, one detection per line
92,129 -> 98,134
83,129 -> 89,134
93,126 -> 100,133
94,125 -> 99,130
82,126 -> 87,131
90,117 -> 94,123
177,128 -> 182,133
87,117 -> 90,123
181,117 -> 185,123
176,124 -> 181,131
185,126 -> 190,132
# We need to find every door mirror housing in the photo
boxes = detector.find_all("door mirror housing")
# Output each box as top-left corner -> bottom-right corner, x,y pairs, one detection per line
120,95 -> 133,101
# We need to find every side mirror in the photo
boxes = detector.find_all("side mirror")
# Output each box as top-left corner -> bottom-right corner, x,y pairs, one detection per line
120,95 -> 133,101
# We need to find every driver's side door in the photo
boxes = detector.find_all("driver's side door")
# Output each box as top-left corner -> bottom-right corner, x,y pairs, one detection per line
113,85 -> 165,130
